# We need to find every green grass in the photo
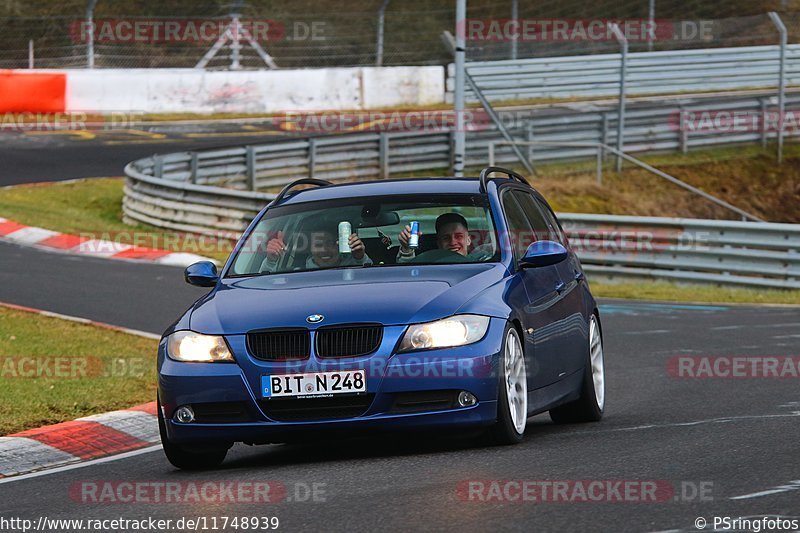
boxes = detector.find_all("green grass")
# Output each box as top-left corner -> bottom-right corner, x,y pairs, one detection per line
592,281 -> 800,306
0,307 -> 158,435
0,178 -> 232,262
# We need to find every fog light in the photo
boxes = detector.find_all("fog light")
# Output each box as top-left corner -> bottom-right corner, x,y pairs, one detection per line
457,391 -> 477,407
174,405 -> 195,423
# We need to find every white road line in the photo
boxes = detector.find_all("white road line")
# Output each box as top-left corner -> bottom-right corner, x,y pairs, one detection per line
562,412 -> 800,436
731,481 -> 800,500
0,445 -> 162,485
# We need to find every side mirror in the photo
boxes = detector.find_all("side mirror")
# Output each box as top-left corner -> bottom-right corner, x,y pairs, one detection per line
184,261 -> 219,287
519,241 -> 568,269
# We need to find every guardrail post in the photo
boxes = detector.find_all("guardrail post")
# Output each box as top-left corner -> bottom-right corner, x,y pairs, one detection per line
596,146 -> 603,185
526,123 -> 535,162
601,113 -> 609,161
379,134 -> 390,179
190,152 -> 199,184
679,108 -> 688,154
768,11 -> 787,164
154,155 -> 164,179
760,99 -> 769,148
308,138 -> 317,179
246,146 -> 256,190
609,23 -> 628,173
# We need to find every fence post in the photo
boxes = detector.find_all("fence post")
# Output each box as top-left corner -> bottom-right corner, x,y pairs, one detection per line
190,152 -> 199,184
375,0 -> 391,66
28,40 -> 34,69
308,138 -> 317,178
246,146 -> 256,190
768,11 -> 787,163
154,156 -> 164,179
510,0 -> 518,60
379,134 -> 390,179
760,98 -> 769,148
85,0 -> 98,68
453,0 -> 467,177
488,143 -> 495,166
609,23 -> 628,172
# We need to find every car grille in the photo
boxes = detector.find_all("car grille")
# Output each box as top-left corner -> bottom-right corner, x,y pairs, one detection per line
315,324 -> 383,358
247,329 -> 310,361
259,394 -> 375,421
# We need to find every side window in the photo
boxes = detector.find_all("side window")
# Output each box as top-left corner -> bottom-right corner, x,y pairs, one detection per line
512,191 -> 550,241
501,191 -> 535,261
535,197 -> 568,245
514,191 -> 566,246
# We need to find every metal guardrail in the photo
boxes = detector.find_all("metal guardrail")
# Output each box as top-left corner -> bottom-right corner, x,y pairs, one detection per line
127,91 -> 800,198
447,45 -> 800,102
561,214 -> 800,289
124,147 -> 800,289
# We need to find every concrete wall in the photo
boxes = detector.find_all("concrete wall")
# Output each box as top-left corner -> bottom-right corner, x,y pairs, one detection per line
0,66 -> 445,114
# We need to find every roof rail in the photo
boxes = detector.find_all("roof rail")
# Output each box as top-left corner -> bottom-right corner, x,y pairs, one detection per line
272,178 -> 332,204
478,166 -> 529,193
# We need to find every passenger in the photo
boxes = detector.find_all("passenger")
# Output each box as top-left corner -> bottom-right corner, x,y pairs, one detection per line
261,226 -> 372,272
396,212 -> 480,263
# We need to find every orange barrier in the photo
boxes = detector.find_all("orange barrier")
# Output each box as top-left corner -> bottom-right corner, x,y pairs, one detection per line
0,70 -> 66,112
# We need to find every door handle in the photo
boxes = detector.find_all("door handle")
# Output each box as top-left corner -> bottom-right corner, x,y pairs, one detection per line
555,281 -> 566,293
574,270 -> 585,282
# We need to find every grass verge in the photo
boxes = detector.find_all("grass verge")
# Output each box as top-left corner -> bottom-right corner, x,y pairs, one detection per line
0,306 -> 158,435
0,178 -> 232,263
592,281 -> 800,306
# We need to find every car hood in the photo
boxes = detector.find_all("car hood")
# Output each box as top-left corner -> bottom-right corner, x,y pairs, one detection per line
189,263 -> 507,334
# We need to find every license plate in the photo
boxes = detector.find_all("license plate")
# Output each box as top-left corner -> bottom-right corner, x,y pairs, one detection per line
261,370 -> 366,398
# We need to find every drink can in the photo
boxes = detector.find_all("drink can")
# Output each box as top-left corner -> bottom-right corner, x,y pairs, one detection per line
408,221 -> 419,249
338,221 -> 352,254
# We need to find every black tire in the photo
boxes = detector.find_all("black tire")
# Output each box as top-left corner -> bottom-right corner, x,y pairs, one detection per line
158,398 -> 230,470
488,324 -> 527,445
549,314 -> 604,424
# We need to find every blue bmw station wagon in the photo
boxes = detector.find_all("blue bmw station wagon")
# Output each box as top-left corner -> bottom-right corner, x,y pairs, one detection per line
158,167 -> 605,469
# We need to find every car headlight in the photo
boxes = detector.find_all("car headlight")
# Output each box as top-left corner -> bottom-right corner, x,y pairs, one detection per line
398,315 -> 490,352
166,331 -> 234,363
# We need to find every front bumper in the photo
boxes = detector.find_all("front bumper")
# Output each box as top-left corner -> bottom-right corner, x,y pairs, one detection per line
157,318 -> 506,445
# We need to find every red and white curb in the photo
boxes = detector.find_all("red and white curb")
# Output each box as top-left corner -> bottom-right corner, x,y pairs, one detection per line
0,216 -> 214,267
0,402 -> 159,479
0,302 -> 163,479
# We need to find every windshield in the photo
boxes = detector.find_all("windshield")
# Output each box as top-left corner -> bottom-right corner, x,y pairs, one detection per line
227,194 -> 499,277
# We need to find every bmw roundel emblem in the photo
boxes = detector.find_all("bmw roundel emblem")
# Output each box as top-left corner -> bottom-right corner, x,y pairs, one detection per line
306,314 -> 324,324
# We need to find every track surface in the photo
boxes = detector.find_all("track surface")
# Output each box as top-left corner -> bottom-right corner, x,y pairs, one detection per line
0,124 -> 289,184
2,240 -> 799,532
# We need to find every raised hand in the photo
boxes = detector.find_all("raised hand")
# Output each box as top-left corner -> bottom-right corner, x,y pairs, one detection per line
266,230 -> 286,262
349,233 -> 365,260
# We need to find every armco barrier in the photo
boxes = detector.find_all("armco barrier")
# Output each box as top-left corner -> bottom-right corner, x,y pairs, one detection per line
124,153 -> 800,290
562,214 -> 800,289
124,90 -> 800,190
447,45 -> 800,102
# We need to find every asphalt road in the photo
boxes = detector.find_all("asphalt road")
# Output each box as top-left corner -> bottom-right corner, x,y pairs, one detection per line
0,124 -> 290,185
1,240 -> 799,532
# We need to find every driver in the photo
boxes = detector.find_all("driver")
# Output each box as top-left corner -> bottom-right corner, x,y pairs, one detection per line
396,213 -> 472,263
261,225 -> 372,272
